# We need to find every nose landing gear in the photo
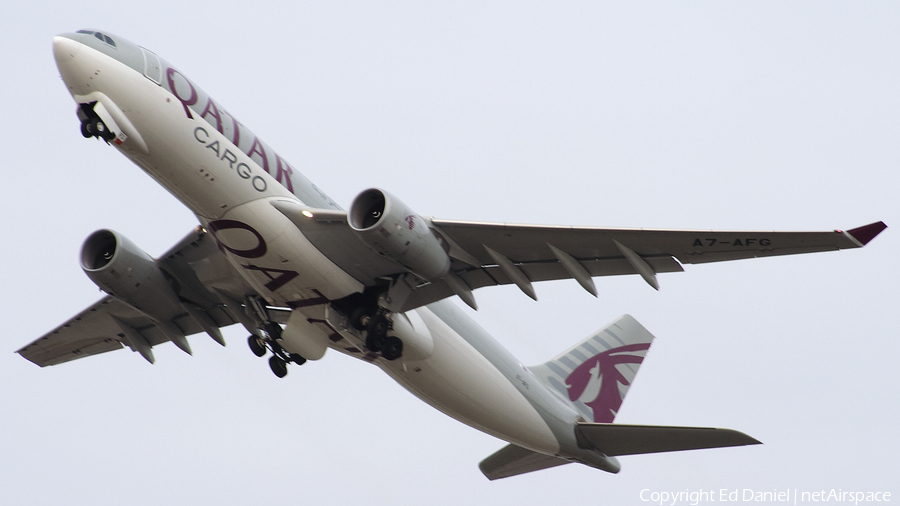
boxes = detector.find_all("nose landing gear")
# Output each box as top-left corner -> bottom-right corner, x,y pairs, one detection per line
77,103 -> 116,142
81,117 -> 115,141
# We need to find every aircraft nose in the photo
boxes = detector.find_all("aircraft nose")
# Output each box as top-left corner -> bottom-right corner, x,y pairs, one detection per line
52,35 -> 81,65
53,35 -> 87,96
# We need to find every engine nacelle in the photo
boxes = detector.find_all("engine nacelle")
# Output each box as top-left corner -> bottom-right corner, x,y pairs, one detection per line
348,188 -> 451,281
81,229 -> 183,322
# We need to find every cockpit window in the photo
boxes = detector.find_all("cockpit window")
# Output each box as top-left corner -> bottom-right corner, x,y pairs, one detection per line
76,30 -> 116,48
93,32 -> 117,47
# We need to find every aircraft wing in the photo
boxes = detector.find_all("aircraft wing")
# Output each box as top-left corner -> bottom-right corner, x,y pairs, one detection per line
274,200 -> 885,312
18,295 -> 210,366
21,211 -> 886,366
432,219 -> 887,266
16,227 -> 282,367
403,219 -> 886,309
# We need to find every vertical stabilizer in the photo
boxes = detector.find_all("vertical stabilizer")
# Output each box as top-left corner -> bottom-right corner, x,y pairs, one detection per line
530,315 -> 654,423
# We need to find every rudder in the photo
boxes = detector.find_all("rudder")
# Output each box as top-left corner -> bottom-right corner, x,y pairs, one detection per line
530,314 -> 655,423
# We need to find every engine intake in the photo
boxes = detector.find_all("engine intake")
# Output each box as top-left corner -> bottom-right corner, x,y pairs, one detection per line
81,229 -> 184,322
349,188 -> 450,281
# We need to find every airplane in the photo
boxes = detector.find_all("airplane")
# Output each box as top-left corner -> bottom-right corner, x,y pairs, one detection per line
19,29 -> 886,480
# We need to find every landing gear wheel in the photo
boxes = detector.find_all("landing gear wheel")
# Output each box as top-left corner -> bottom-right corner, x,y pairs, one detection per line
80,122 -> 92,138
365,332 -> 385,353
269,355 -> 288,378
289,353 -> 307,366
349,307 -> 370,331
381,336 -> 403,361
248,335 -> 267,357
364,311 -> 392,353
367,318 -> 388,337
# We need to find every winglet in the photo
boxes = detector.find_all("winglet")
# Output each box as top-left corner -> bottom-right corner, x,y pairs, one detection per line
846,221 -> 887,246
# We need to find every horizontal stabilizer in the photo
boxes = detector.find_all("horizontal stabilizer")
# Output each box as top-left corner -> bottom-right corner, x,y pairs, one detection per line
479,444 -> 570,480
576,423 -> 761,457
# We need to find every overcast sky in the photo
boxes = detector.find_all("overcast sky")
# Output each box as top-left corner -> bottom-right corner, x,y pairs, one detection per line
2,2 -> 898,505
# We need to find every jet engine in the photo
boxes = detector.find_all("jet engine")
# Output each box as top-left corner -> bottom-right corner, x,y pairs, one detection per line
81,229 -> 184,322
349,188 -> 451,281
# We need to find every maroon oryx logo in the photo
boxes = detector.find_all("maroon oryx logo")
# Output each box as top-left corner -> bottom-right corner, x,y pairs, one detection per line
565,343 -> 651,423
404,215 -> 416,230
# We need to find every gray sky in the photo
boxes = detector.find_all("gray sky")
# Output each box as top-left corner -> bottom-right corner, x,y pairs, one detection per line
2,2 -> 898,505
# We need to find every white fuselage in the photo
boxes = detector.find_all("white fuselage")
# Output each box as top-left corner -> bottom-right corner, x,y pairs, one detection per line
52,34 -> 570,457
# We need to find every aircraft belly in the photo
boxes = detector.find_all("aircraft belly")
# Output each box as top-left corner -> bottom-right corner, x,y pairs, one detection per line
380,307 -> 560,455
198,199 -> 363,303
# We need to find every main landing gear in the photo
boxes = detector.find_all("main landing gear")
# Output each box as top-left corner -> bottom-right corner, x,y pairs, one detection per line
351,307 -> 403,361
247,321 -> 306,378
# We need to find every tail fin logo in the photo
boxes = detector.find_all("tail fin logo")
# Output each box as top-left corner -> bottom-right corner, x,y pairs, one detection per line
565,343 -> 651,423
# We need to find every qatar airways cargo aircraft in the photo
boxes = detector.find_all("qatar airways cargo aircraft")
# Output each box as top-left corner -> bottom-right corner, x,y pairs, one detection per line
19,30 -> 886,480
